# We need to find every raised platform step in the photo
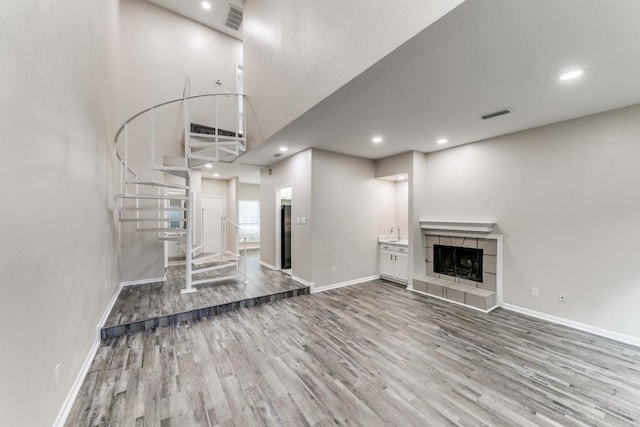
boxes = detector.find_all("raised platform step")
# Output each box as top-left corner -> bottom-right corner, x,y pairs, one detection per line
125,180 -> 189,190
413,275 -> 497,312
100,286 -> 310,340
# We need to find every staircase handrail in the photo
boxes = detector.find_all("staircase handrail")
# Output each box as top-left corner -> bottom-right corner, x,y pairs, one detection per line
112,92 -> 246,164
201,207 -> 247,284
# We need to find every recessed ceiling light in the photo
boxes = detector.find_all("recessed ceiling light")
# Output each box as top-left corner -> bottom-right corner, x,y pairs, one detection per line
213,173 -> 220,177
279,146 -> 288,152
559,69 -> 584,81
201,1 -> 212,10
205,164 -> 212,168
372,136 -> 383,144
398,175 -> 407,180
437,138 -> 448,145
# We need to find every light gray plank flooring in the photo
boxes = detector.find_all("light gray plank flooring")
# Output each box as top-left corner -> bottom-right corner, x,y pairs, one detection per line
105,250 -> 304,327
68,280 -> 640,426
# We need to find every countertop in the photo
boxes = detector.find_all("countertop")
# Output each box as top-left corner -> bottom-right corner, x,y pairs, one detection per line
378,236 -> 408,246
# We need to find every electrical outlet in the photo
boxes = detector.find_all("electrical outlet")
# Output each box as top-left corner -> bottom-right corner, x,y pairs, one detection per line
331,266 -> 336,274
54,364 -> 61,388
531,287 -> 539,297
559,293 -> 567,303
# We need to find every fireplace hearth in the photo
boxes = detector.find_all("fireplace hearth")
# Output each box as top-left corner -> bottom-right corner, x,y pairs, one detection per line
434,244 -> 483,282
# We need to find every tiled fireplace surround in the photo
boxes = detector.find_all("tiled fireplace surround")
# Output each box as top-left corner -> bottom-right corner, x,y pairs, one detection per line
414,232 -> 501,312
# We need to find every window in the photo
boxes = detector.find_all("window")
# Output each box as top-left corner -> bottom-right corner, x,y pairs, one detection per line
238,200 -> 260,242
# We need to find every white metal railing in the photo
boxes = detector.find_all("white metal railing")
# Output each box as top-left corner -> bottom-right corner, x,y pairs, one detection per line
112,77 -> 247,293
113,91 -> 246,195
192,207 -> 247,292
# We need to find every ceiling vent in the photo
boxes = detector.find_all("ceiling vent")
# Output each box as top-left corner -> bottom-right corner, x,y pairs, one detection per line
481,109 -> 511,120
225,5 -> 243,31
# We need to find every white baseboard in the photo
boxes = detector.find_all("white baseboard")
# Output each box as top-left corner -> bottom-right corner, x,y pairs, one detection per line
120,275 -> 166,287
53,283 -> 123,427
291,275 -> 314,290
52,336 -> 100,427
260,261 -> 276,270
313,275 -> 380,294
502,303 -> 640,348
97,284 -> 123,331
410,288 -> 498,314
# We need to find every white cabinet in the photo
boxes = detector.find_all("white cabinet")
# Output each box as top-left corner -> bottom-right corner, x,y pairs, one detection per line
379,243 -> 408,284
395,252 -> 408,282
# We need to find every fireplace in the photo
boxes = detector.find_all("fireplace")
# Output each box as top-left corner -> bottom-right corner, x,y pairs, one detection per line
434,244 -> 483,282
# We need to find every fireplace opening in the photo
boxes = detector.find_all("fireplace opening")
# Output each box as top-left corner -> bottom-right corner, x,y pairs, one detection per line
434,245 -> 483,282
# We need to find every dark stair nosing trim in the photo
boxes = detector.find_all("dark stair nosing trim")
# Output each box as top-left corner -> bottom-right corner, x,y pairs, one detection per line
100,286 -> 310,340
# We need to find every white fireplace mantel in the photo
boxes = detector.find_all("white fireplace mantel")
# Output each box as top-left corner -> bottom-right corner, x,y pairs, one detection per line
420,220 -> 495,234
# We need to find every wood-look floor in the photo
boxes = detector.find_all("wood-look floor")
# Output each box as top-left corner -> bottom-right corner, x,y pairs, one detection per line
105,250 -> 304,328
68,280 -> 640,426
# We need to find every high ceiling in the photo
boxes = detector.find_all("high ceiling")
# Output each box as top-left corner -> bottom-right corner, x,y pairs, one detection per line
239,0 -> 640,166
147,0 -> 243,40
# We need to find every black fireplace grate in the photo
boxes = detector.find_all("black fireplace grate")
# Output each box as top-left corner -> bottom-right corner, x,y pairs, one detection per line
434,244 -> 483,282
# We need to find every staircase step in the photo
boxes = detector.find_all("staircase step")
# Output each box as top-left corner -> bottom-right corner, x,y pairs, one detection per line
119,218 -> 186,223
118,207 -> 187,212
158,236 -> 186,242
188,153 -> 234,163
135,228 -> 187,233
191,145 -> 240,156
126,180 -> 190,190
153,165 -> 189,178
192,253 -> 238,265
192,262 -> 236,275
189,140 -> 242,148
115,194 -> 187,200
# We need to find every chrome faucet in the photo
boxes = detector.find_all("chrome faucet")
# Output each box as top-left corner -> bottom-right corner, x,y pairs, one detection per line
390,226 -> 400,241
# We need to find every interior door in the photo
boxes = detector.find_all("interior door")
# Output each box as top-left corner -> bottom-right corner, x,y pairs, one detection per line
281,204 -> 291,269
201,196 -> 225,254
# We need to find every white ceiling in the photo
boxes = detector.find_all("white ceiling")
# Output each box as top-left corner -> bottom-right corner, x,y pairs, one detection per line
197,162 -> 260,184
239,0 -> 640,167
147,0 -> 243,40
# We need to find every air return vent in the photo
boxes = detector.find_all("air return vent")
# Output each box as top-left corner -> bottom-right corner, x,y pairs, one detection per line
225,5 -> 243,31
481,109 -> 511,120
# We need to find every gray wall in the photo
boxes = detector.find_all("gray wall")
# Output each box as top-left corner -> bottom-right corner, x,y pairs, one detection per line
238,183 -> 261,201
311,150 -> 395,287
395,180 -> 409,239
260,150 -> 312,280
118,0 -> 242,282
243,0 -> 464,147
259,149 -> 398,288
0,1 -> 120,425
411,104 -> 640,339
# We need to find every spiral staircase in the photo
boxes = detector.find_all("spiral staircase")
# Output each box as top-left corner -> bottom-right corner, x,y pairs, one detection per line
114,77 -> 248,293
